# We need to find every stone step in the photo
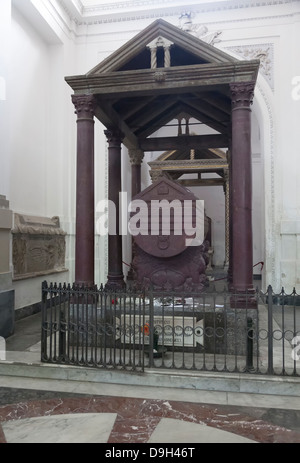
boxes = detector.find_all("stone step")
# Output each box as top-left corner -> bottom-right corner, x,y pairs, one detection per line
0,356 -> 299,399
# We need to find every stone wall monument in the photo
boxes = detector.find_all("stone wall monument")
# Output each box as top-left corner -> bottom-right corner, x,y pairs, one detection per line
0,196 -> 14,338
12,214 -> 67,280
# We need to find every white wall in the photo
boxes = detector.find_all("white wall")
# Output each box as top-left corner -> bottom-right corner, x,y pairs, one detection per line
4,2 -> 76,309
45,41 -> 77,284
95,120 -> 109,285
194,182 -> 225,267
0,0 -> 12,199
9,7 -> 50,216
276,12 -> 300,292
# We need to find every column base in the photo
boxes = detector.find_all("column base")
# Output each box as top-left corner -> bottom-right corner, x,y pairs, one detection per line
105,275 -> 126,291
126,265 -> 135,282
230,288 -> 258,309
72,282 -> 97,305
223,260 -> 229,271
74,281 -> 95,289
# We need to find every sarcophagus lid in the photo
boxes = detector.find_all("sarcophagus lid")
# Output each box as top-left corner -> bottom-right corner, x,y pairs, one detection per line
130,177 -> 204,258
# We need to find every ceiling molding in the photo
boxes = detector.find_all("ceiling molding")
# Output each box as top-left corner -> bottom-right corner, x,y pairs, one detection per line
58,0 -> 296,25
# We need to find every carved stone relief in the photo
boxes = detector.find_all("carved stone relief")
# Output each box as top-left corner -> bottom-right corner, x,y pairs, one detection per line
179,12 -> 222,45
132,244 -> 209,293
12,214 -> 67,280
226,44 -> 274,90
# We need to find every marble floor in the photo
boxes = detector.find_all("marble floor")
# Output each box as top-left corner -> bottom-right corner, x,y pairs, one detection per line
0,385 -> 300,444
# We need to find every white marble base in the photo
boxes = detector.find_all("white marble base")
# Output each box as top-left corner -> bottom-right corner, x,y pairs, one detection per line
148,418 -> 256,444
2,413 -> 117,444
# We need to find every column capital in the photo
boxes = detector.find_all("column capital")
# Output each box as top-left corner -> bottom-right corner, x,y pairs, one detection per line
230,82 -> 255,110
105,128 -> 124,145
72,94 -> 97,120
128,149 -> 144,166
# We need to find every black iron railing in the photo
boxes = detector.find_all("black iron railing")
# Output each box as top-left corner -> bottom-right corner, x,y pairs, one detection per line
41,282 -> 300,377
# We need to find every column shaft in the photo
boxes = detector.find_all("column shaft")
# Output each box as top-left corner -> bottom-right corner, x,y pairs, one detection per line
127,149 -> 144,282
230,82 -> 255,293
72,95 -> 96,288
105,129 -> 125,289
129,149 -> 144,198
228,148 -> 233,286
132,165 -> 141,198
150,48 -> 157,69
224,167 -> 230,269
164,46 -> 171,68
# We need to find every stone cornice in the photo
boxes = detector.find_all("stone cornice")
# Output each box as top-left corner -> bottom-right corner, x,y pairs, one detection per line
149,158 -> 228,171
66,61 -> 260,95
12,214 -> 67,236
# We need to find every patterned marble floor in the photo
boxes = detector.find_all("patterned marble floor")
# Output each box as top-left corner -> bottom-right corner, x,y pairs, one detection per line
0,389 -> 300,444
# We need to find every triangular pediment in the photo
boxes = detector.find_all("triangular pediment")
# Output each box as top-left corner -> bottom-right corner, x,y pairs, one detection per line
66,18 -> 259,153
87,19 -> 236,75
133,176 -> 197,202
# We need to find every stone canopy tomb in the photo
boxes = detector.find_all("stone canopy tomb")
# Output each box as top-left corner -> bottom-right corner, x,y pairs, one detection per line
65,18 -> 260,293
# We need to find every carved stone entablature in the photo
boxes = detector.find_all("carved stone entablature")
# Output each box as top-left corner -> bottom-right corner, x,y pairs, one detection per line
226,44 -> 274,90
149,158 -> 228,172
154,71 -> 166,82
12,214 -> 67,281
